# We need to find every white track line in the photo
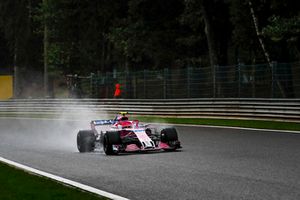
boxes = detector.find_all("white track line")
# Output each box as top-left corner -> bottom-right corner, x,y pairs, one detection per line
0,157 -> 129,200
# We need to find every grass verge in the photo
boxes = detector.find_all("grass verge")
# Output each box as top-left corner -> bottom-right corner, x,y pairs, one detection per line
0,162 -> 108,200
137,116 -> 300,132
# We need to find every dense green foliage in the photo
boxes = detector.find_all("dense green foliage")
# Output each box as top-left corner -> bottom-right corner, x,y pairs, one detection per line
0,0 -> 299,75
0,162 -> 107,200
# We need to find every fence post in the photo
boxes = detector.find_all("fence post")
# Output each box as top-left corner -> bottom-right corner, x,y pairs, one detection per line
124,71 -> 127,98
252,64 -> 255,98
143,69 -> 146,98
238,63 -> 241,98
187,67 -> 191,98
271,61 -> 277,98
213,65 -> 217,98
105,72 -> 109,98
163,68 -> 168,99
89,73 -> 94,98
132,72 -> 136,99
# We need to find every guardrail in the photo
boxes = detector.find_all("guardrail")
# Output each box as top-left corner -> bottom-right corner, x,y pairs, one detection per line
0,98 -> 300,122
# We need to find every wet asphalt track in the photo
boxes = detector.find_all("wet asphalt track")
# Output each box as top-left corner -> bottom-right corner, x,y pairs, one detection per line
0,118 -> 300,200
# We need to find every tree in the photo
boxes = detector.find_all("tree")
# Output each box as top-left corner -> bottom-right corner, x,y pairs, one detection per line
248,0 -> 272,66
109,0 -> 186,70
182,0 -> 231,67
0,0 -> 43,97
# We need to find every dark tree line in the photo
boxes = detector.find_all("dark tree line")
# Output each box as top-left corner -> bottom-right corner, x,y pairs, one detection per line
0,0 -> 299,75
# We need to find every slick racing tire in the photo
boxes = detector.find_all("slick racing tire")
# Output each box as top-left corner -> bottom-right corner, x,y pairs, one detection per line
161,127 -> 178,142
145,128 -> 152,136
103,131 -> 121,155
77,130 -> 96,153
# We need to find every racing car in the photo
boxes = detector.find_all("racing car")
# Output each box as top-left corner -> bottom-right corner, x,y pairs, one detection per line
77,112 -> 181,155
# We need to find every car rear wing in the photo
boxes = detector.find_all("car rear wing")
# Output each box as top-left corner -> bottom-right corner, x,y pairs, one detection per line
91,120 -> 115,126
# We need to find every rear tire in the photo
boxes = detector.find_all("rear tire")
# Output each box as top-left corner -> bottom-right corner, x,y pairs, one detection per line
77,130 -> 96,153
103,131 -> 121,155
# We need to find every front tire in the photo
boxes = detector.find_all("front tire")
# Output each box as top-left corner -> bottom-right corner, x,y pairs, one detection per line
77,130 -> 96,153
161,128 -> 178,142
103,131 -> 121,155
161,128 -> 180,151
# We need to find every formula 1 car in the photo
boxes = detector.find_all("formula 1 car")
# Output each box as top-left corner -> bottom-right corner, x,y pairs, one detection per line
77,112 -> 181,155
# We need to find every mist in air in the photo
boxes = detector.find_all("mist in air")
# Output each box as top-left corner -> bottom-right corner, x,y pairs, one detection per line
0,101 -> 110,153
0,99 -> 172,155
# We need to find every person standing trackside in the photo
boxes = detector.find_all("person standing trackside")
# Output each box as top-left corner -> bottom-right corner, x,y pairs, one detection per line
114,83 -> 122,98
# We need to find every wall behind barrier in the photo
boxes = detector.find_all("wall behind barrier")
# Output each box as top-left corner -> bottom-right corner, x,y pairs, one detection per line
0,75 -> 13,99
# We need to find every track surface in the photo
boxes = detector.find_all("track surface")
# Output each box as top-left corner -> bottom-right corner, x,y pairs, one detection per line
0,118 -> 300,200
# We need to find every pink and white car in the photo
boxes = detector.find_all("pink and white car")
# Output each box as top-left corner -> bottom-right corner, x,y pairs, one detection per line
77,112 -> 182,155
